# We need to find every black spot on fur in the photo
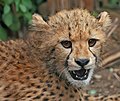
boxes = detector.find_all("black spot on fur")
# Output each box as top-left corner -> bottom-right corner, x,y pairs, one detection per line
27,95 -> 31,98
33,91 -> 37,94
36,85 -> 41,88
84,96 -> 88,100
50,92 -> 55,96
43,98 -> 49,101
33,95 -> 41,99
69,32 -> 71,37
68,27 -> 71,30
26,76 -> 30,80
110,98 -> 113,100
33,93 -> 44,99
33,74 -> 37,78
99,97 -> 104,100
69,94 -> 74,98
40,93 -> 44,96
19,72 -> 23,75
39,79 -> 43,83
56,86 -> 60,90
4,86 -> 10,91
4,100 -> 9,101
104,95 -> 108,98
4,94 -> 11,98
79,98 -> 82,101
46,80 -> 49,83
59,93 -> 64,97
49,75 -> 53,78
42,88 -> 47,92
47,83 -> 52,87
115,98 -> 118,100
74,89 -> 77,93
31,83 -> 35,86
55,80 -> 59,83
65,86 -> 68,90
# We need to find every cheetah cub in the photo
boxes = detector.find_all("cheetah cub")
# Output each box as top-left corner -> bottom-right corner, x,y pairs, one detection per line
0,9 -> 119,101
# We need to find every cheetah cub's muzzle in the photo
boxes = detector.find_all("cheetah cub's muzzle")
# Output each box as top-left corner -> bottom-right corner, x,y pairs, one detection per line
69,59 -> 90,80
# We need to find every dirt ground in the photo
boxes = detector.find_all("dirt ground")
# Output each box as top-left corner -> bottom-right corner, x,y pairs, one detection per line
85,9 -> 120,96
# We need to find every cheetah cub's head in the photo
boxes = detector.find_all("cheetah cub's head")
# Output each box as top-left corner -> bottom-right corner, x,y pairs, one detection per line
31,9 -> 111,88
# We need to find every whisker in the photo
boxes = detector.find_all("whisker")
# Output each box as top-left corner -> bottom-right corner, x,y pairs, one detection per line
97,57 -> 103,68
58,67 -> 68,78
85,63 -> 96,68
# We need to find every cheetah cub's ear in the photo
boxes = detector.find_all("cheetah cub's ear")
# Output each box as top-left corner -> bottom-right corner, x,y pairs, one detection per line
97,11 -> 111,32
30,14 -> 50,31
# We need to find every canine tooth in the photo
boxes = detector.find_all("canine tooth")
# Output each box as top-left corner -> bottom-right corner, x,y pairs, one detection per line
85,72 -> 88,74
80,77 -> 83,79
73,71 -> 76,74
76,75 -> 79,78
84,75 -> 87,78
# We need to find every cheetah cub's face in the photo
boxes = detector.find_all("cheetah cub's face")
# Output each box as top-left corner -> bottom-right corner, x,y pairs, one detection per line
32,9 -> 111,88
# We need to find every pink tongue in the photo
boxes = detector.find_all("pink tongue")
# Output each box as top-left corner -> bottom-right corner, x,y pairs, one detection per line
75,69 -> 86,77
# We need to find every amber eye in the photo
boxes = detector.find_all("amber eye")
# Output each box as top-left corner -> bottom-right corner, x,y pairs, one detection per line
88,39 -> 99,47
61,40 -> 72,48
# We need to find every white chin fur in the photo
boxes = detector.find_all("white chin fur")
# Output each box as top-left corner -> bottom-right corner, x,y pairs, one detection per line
64,68 -> 94,88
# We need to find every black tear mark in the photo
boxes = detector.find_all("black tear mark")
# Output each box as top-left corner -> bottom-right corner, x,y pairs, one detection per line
88,47 -> 97,62
64,48 -> 73,68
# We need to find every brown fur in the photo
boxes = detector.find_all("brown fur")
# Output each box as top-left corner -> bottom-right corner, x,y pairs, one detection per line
0,9 -> 119,101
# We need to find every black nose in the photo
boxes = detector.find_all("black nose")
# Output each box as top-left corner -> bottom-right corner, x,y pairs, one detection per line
75,59 -> 90,67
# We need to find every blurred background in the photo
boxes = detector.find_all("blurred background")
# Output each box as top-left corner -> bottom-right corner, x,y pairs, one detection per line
0,0 -> 120,96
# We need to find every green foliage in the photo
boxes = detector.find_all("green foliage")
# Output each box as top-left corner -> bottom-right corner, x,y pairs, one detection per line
88,89 -> 97,95
0,0 -> 44,40
107,0 -> 120,8
92,11 -> 99,17
0,26 -> 7,40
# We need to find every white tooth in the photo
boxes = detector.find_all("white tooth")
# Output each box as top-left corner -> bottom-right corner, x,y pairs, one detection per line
73,71 -> 76,74
81,77 -> 83,79
86,70 -> 88,74
84,75 -> 87,78
76,75 -> 79,78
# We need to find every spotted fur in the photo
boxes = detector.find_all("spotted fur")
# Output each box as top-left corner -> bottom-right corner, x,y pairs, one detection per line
0,9 -> 119,101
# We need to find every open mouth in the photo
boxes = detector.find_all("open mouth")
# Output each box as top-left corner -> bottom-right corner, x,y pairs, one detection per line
69,68 -> 90,80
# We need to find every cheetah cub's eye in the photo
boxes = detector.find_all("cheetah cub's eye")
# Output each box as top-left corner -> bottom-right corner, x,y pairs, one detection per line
88,39 -> 99,47
61,40 -> 72,48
